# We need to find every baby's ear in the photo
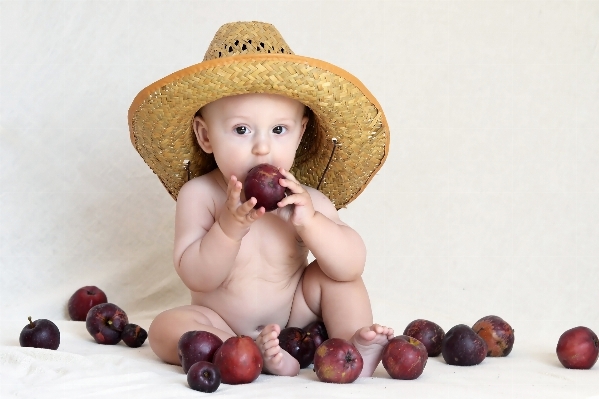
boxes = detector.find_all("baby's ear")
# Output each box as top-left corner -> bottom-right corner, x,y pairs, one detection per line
299,115 -> 309,139
193,116 -> 213,153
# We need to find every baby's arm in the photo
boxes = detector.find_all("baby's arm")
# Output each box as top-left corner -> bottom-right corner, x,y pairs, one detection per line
277,169 -> 366,282
174,175 -> 265,292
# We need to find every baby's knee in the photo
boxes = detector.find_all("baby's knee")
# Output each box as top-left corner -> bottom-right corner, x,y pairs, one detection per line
304,260 -> 363,284
148,310 -> 176,349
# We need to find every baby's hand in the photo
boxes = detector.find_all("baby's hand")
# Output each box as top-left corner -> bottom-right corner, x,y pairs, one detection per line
276,168 -> 316,228
218,175 -> 265,241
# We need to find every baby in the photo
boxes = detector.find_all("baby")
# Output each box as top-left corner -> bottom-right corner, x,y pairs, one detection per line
128,21 -> 392,378
148,92 -> 392,377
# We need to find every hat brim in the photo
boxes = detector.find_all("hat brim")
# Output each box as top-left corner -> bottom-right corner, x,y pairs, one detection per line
128,53 -> 389,209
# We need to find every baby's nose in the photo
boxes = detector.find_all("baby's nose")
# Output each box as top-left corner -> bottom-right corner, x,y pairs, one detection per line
251,134 -> 270,155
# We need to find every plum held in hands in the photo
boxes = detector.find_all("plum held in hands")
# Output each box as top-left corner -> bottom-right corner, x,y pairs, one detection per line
243,163 -> 286,212
121,323 -> 148,348
85,303 -> 128,345
213,336 -> 263,384
382,335 -> 428,380
278,327 -> 316,369
19,316 -> 60,350
187,361 -> 221,393
178,330 -> 224,374
403,319 -> 445,357
472,315 -> 515,357
442,324 -> 487,366
556,326 -> 599,369
67,286 -> 107,321
313,338 -> 363,383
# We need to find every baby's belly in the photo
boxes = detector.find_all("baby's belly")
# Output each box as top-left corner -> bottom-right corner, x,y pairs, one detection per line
190,271 -> 303,339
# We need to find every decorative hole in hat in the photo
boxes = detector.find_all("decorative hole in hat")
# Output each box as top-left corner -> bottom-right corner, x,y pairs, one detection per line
128,21 -> 389,209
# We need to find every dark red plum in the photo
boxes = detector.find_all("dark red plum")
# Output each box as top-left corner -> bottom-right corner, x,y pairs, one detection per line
121,323 -> 148,348
472,315 -> 515,357
67,286 -> 107,321
85,303 -> 128,345
313,338 -> 363,383
403,319 -> 445,357
279,327 -> 315,369
243,163 -> 286,211
213,336 -> 263,384
556,326 -> 599,369
382,335 -> 428,380
304,321 -> 329,349
19,316 -> 60,350
442,324 -> 487,366
187,361 -> 221,393
178,330 -> 223,373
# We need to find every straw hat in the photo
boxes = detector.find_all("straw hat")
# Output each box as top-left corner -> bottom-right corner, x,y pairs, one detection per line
128,21 -> 389,209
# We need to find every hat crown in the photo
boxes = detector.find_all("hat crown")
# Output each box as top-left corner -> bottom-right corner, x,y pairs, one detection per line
203,21 -> 295,61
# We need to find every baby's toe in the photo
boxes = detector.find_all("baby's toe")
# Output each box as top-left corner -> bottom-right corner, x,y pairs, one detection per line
264,346 -> 281,358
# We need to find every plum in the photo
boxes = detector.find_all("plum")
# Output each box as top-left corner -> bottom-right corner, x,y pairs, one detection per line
472,315 -> 514,357
178,330 -> 223,373
442,324 -> 487,366
382,335 -> 428,380
187,361 -> 221,393
556,326 -> 599,369
313,338 -> 363,383
213,336 -> 263,384
85,303 -> 128,345
403,319 -> 445,357
19,316 -> 60,350
243,163 -> 286,211
278,327 -> 315,369
67,286 -> 107,321
304,321 -> 328,349
121,323 -> 148,348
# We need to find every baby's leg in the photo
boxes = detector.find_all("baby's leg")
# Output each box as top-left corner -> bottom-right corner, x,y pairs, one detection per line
291,261 -> 394,377
148,305 -> 235,365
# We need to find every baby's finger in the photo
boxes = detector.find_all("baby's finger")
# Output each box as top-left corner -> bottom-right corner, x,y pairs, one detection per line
246,206 -> 265,221
277,192 -> 304,209
278,167 -> 299,184
279,177 -> 304,194
226,175 -> 237,192
262,338 -> 280,351
226,177 -> 242,200
237,196 -> 257,214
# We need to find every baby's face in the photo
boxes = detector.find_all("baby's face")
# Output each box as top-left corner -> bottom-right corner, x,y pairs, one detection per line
194,93 -> 308,183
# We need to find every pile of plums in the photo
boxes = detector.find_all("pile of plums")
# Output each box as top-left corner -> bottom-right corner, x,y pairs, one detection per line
179,321 -> 329,392
73,286 -> 148,347
178,331 -> 261,393
19,285 -> 148,350
377,315 -> 516,381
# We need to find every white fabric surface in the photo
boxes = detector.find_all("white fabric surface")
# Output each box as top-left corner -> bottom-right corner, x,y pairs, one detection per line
1,320 -> 598,398
1,1 -> 598,398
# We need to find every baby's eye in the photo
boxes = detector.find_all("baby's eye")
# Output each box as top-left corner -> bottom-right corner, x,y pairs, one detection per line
235,126 -> 249,135
272,125 -> 286,134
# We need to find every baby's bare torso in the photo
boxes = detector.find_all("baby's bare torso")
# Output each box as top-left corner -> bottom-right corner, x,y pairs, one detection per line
189,175 -> 309,338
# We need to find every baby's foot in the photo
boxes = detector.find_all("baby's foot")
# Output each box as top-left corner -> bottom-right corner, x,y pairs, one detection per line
350,324 -> 394,377
255,324 -> 300,376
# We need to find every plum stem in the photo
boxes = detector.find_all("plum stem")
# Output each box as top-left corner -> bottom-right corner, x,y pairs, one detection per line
28,316 -> 34,328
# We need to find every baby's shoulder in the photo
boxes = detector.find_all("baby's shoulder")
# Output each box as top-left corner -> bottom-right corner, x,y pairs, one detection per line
177,170 -> 222,205
304,185 -> 337,216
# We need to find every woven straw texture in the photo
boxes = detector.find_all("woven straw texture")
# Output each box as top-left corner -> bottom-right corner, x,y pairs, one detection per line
128,22 -> 389,209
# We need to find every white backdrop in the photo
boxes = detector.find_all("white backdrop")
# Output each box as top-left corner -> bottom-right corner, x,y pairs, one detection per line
1,1 -> 598,398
